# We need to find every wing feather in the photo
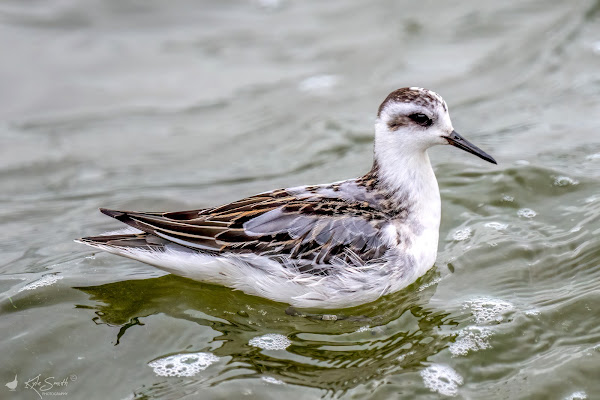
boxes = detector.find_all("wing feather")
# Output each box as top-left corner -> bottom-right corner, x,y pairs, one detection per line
97,187 -> 392,265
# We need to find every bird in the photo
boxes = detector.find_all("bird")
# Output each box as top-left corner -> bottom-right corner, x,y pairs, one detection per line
5,374 -> 17,391
76,87 -> 496,309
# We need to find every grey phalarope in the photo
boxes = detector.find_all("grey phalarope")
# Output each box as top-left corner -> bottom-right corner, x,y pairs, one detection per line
77,87 -> 496,309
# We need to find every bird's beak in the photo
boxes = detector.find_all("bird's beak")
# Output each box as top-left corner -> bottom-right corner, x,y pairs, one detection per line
443,130 -> 497,164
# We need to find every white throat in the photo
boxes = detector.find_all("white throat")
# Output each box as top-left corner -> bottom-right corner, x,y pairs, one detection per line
373,132 -> 441,217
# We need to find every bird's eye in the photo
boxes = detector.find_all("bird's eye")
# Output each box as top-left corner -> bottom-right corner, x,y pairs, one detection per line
408,113 -> 432,127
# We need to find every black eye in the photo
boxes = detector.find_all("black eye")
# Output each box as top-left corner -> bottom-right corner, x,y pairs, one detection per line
408,113 -> 432,127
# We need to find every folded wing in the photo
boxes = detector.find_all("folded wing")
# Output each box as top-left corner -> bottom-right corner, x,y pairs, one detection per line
90,190 -> 391,265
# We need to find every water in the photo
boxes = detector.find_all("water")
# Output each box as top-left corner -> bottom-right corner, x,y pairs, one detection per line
2,0 -> 600,398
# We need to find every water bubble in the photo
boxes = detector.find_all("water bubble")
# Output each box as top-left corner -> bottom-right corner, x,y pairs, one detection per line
464,297 -> 514,324
249,333 -> 291,350
421,364 -> 463,397
148,352 -> 219,377
19,275 -> 63,292
452,227 -> 471,241
449,326 -> 493,356
485,222 -> 508,230
355,325 -> 371,333
565,391 -> 588,400
517,208 -> 536,218
502,195 -> 514,202
553,176 -> 579,186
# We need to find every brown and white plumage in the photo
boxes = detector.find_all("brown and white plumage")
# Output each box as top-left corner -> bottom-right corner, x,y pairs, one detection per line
77,87 -> 496,308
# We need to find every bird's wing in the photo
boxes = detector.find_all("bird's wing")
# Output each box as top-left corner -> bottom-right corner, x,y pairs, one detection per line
95,188 -> 392,265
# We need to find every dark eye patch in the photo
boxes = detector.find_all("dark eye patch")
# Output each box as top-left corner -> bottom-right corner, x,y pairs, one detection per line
408,113 -> 432,127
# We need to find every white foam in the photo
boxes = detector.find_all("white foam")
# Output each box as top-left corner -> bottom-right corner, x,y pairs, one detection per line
464,297 -> 514,324
262,376 -> 285,385
517,208 -> 536,218
249,334 -> 291,350
554,176 -> 579,186
485,222 -> 508,231
565,391 -> 588,400
452,228 -> 471,241
502,195 -> 514,202
19,275 -> 63,292
355,325 -> 371,333
421,364 -> 463,397
587,152 -> 600,160
148,352 -> 219,377
449,326 -> 493,356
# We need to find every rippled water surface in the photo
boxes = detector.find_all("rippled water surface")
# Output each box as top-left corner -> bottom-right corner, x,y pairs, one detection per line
2,1 -> 600,399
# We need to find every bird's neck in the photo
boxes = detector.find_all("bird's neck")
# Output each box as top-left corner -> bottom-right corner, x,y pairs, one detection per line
362,147 -> 441,220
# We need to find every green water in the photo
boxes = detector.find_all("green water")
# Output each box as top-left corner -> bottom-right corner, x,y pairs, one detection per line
2,1 -> 600,399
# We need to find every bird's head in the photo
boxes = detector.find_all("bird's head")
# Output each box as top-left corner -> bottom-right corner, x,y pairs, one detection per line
375,87 -> 496,164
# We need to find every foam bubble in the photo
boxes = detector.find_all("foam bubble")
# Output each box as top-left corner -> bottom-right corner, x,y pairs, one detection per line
485,222 -> 508,231
464,297 -> 514,324
502,195 -> 514,202
517,208 -> 536,218
148,352 -> 219,377
449,326 -> 493,356
19,275 -> 63,292
452,228 -> 471,241
249,334 -> 291,350
262,376 -> 285,385
421,364 -> 463,397
565,391 -> 588,400
554,176 -> 579,187
355,325 -> 371,333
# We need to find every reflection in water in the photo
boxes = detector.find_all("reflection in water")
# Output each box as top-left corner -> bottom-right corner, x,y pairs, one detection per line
74,269 -> 457,394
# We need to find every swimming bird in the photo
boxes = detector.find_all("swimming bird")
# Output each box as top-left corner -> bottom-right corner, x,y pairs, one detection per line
77,87 -> 496,309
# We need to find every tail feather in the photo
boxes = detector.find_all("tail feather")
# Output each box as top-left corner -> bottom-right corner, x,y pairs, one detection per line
77,232 -> 169,249
97,208 -> 157,236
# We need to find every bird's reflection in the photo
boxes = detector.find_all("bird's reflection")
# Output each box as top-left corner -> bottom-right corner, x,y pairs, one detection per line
74,268 -> 457,394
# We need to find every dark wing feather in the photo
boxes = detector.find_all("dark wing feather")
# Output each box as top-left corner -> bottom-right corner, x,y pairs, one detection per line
94,190 -> 391,265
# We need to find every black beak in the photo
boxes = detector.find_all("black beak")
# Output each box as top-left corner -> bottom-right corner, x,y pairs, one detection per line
443,130 -> 497,164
